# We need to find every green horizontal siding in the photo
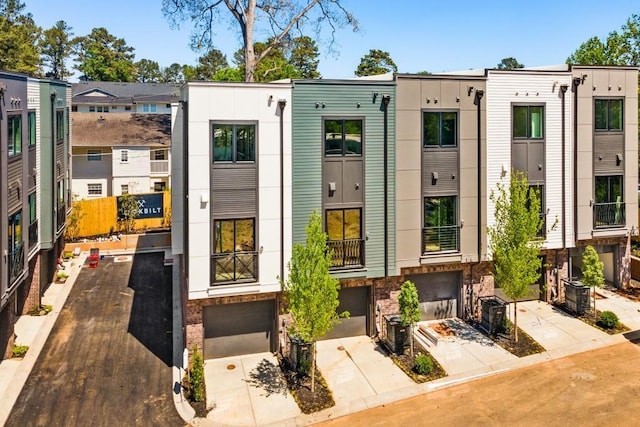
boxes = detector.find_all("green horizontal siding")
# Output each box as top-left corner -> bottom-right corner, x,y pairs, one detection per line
292,81 -> 396,279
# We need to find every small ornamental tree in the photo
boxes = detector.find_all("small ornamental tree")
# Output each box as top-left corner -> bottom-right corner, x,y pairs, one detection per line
283,210 -> 345,393
488,171 -> 544,342
581,245 -> 605,320
117,193 -> 139,234
398,280 -> 420,358
65,195 -> 84,241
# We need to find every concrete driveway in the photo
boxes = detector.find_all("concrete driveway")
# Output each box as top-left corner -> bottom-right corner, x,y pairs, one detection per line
6,252 -> 184,427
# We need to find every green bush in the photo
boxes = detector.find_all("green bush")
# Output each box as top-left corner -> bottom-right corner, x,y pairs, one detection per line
599,311 -> 619,329
12,345 -> 28,358
413,354 -> 433,375
189,346 -> 205,402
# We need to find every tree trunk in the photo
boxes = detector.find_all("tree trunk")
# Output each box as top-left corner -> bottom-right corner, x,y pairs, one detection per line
513,299 -> 519,342
409,323 -> 414,358
244,0 -> 256,82
310,341 -> 316,394
593,288 -> 597,321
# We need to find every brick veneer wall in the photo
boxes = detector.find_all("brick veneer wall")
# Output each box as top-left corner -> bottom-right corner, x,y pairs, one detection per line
0,293 -> 17,360
20,255 -> 42,315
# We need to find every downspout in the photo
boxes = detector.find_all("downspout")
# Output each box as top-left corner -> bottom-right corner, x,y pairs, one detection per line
559,83 -> 569,300
381,94 -> 391,337
471,88 -> 484,320
571,75 -> 584,278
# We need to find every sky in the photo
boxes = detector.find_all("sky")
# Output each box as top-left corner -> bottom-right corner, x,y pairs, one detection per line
24,0 -> 640,81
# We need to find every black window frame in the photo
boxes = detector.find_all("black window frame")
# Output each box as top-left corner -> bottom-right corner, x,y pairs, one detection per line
8,113 -> 22,157
27,110 -> 36,147
212,122 -> 257,163
512,105 -> 544,139
423,195 -> 459,253
55,109 -> 64,142
323,118 -> 364,157
527,184 -> 546,238
423,111 -> 458,148
325,208 -> 364,269
212,218 -> 257,284
594,98 -> 623,132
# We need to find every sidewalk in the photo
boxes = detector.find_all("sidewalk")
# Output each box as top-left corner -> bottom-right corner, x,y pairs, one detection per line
0,254 -> 86,426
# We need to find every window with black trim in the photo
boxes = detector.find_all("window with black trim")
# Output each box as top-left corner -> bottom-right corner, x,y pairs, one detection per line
528,185 -> 545,238
423,111 -> 457,147
423,196 -> 458,253
324,119 -> 362,156
326,208 -> 364,268
594,175 -> 624,228
121,150 -> 129,162
212,123 -> 255,162
8,210 -> 23,284
8,114 -> 22,156
28,192 -> 37,247
28,111 -> 36,146
595,99 -> 623,131
513,105 -> 544,139
88,183 -> 102,195
56,109 -> 64,142
212,218 -> 257,283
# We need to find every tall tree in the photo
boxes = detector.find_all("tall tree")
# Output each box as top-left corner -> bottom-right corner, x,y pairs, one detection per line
289,35 -> 320,79
160,62 -> 184,83
488,171 -> 544,342
163,0 -> 358,82
355,49 -> 397,77
212,67 -> 243,82
40,20 -> 74,80
496,57 -> 524,70
135,58 -> 162,82
283,210 -> 345,394
398,280 -> 420,358
74,27 -> 136,81
0,0 -> 41,75
194,49 -> 228,80
233,41 -> 300,82
567,14 -> 640,65
581,245 -> 605,321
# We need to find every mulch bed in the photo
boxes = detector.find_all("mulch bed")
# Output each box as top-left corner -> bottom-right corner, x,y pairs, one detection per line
574,309 -> 630,335
182,378 -> 210,418
610,283 -> 640,302
278,356 -> 335,414
481,321 -> 546,358
383,340 -> 447,383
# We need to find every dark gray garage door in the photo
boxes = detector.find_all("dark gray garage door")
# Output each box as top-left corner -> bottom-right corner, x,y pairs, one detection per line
322,286 -> 369,339
203,300 -> 275,359
408,272 -> 461,320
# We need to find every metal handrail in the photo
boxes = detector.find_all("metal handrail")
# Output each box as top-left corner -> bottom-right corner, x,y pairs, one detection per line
422,225 -> 460,253
327,239 -> 364,269
211,251 -> 258,284
593,202 -> 625,228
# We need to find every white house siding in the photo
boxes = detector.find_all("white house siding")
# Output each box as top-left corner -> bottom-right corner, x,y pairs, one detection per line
486,71 -> 573,252
111,146 -> 151,195
73,178 -> 109,199
27,79 -> 41,248
183,83 -> 292,301
72,146 -> 113,198
135,103 -> 172,114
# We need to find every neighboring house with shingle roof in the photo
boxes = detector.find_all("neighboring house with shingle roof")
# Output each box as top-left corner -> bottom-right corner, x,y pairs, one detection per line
71,82 -> 176,199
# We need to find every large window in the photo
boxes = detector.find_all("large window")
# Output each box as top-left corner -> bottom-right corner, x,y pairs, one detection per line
324,119 -> 362,156
212,218 -> 257,283
513,105 -> 544,139
28,111 -> 36,147
8,210 -> 23,284
212,123 -> 256,162
423,196 -> 458,253
326,208 -> 364,268
88,183 -> 102,196
423,111 -> 457,147
87,149 -> 102,161
594,175 -> 624,228
528,185 -> 545,238
595,99 -> 623,131
142,103 -> 157,113
28,192 -> 37,247
56,109 -> 64,142
8,114 -> 22,156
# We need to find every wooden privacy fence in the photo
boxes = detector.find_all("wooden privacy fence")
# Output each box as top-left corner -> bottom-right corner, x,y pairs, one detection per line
70,192 -> 171,239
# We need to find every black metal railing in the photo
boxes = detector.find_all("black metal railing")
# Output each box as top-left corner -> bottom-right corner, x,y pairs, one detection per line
211,251 -> 258,284
593,202 -> 625,228
422,225 -> 460,253
327,239 -> 364,269
29,221 -> 38,248
8,244 -> 24,285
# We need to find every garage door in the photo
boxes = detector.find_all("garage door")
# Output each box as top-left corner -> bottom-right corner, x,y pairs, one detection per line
322,286 -> 369,339
408,272 -> 461,320
203,300 -> 275,359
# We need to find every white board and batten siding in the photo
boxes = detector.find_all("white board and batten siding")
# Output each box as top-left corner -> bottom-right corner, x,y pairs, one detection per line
486,71 -> 573,253
27,79 -> 41,239
183,82 -> 293,300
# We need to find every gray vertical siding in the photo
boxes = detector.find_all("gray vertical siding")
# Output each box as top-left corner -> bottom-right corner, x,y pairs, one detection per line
292,81 -> 396,279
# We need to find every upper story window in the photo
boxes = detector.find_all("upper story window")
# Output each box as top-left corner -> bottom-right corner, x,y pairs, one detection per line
324,119 -> 363,156
326,208 -> 364,269
595,99 -> 623,131
8,114 -> 22,156
121,184 -> 129,195
56,109 -> 64,142
121,150 -> 129,162
594,175 -> 624,228
423,111 -> 457,147
212,218 -> 257,283
212,123 -> 256,162
528,185 -> 545,238
152,149 -> 166,160
423,196 -> 459,253
88,183 -> 102,196
142,103 -> 157,113
513,105 -> 544,139
87,149 -> 102,161
28,111 -> 36,147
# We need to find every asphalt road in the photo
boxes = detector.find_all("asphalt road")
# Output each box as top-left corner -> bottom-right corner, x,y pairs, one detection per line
321,341 -> 640,427
7,252 -> 185,427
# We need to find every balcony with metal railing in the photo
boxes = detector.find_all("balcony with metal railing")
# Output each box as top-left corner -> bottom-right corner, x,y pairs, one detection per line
150,160 -> 169,175
593,202 -> 625,228
57,208 -> 66,232
211,251 -> 258,284
9,244 -> 24,285
327,239 -> 364,269
422,225 -> 460,254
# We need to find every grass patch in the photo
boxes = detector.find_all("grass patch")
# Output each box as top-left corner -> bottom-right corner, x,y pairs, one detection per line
12,345 -> 28,358
28,305 -> 53,316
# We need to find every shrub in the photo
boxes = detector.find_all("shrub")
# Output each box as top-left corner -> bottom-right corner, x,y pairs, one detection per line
599,311 -> 619,329
413,354 -> 433,375
12,345 -> 28,358
189,346 -> 205,402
